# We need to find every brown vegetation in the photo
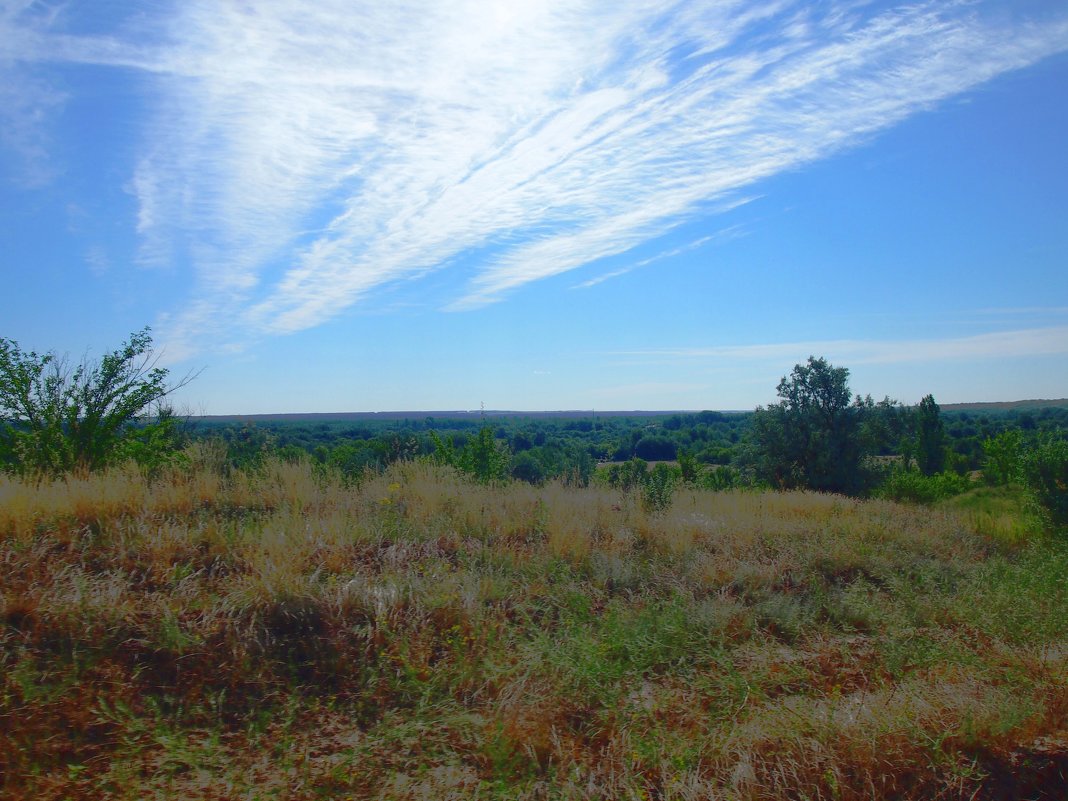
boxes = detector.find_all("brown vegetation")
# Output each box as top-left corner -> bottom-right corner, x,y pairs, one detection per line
2,450 -> 1066,799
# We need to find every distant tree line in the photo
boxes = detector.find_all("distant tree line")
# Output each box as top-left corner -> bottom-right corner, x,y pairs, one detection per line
2,331 -> 1066,531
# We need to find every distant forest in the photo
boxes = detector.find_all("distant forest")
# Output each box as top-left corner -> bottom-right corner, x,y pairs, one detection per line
188,402 -> 1068,485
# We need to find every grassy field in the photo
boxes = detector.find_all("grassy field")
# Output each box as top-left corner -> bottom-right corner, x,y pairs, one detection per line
2,447 -> 1067,799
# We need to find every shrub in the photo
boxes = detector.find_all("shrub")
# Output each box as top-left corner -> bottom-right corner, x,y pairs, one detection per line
640,463 -> 677,515
633,435 -> 676,461
602,457 -> 648,493
699,464 -> 742,491
1020,436 -> 1068,531
510,451 -> 546,485
879,467 -> 971,504
0,328 -> 196,476
429,426 -> 510,484
676,448 -> 699,484
982,430 -> 1022,486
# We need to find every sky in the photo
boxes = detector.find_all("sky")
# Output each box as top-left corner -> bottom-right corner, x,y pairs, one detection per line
2,0 -> 1067,415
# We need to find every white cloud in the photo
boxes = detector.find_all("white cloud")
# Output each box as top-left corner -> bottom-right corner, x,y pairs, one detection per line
3,2 -> 1068,355
571,225 -> 748,289
613,326 -> 1068,366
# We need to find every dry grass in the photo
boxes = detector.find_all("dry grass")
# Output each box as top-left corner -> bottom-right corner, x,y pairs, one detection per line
2,457 -> 1066,799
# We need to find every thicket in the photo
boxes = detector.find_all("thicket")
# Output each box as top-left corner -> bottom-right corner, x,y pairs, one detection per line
1020,436 -> 1068,531
0,329 -> 194,477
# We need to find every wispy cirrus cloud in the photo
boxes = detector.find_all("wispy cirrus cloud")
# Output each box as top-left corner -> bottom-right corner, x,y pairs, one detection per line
571,225 -> 747,289
4,1 -> 1068,357
611,326 -> 1068,366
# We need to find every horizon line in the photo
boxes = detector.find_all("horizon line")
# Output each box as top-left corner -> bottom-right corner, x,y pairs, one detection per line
184,398 -> 1068,420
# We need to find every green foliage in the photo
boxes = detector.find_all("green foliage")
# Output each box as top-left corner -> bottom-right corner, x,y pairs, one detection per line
750,356 -> 871,494
179,402 -> 1064,495
915,394 -> 946,476
600,458 -> 679,514
602,457 -> 648,493
633,434 -> 676,461
1019,436 -> 1068,531
220,423 -> 276,471
0,328 -> 194,476
640,462 -> 677,515
428,429 -> 458,467
118,405 -> 189,475
430,426 -> 510,483
510,451 -> 546,484
982,430 -> 1022,486
879,466 -> 972,504
460,426 -> 510,483
560,448 -> 595,488
326,440 -> 378,480
676,448 -> 699,484
699,465 -> 743,491
859,395 -> 911,459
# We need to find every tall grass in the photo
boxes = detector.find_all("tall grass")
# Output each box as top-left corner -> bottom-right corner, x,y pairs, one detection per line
2,456 -> 1066,799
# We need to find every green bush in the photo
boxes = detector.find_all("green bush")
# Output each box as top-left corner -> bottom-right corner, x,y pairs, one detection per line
602,457 -> 648,493
1020,437 -> 1068,531
429,426 -> 510,484
510,451 -> 546,484
641,463 -> 677,514
0,328 -> 195,476
879,467 -> 971,504
699,465 -> 741,491
982,430 -> 1022,485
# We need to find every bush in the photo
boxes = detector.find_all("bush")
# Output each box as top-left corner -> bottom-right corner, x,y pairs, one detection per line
879,468 -> 972,504
599,458 -> 679,514
699,465 -> 742,491
641,463 -> 677,515
633,435 -> 676,461
429,426 -> 510,484
982,430 -> 1022,486
1020,437 -> 1068,531
510,451 -> 546,484
602,457 -> 648,493
0,328 -> 196,476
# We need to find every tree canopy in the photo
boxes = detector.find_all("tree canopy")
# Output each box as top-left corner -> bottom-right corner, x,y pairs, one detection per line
750,356 -> 871,494
0,328 -> 195,475
915,394 -> 946,475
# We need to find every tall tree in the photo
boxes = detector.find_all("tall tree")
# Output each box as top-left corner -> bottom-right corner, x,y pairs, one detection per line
750,356 -> 869,494
915,394 -> 946,476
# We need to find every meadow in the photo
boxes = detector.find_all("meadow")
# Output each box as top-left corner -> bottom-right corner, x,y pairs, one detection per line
2,446 -> 1067,799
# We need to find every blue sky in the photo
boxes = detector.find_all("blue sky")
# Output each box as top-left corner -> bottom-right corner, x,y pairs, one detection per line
2,1 -> 1067,414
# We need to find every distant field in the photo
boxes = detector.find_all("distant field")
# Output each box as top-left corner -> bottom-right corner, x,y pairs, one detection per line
3,455 -> 1066,799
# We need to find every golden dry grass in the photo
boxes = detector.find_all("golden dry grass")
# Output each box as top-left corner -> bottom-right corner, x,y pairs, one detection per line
2,457 -> 1066,799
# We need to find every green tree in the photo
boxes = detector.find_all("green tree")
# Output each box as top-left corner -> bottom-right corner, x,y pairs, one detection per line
430,426 -> 510,484
1020,436 -> 1068,532
460,426 -> 510,483
0,328 -> 196,476
982,430 -> 1022,486
750,356 -> 869,494
633,434 -> 676,461
510,451 -> 546,484
915,394 -> 946,476
676,448 -> 700,484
